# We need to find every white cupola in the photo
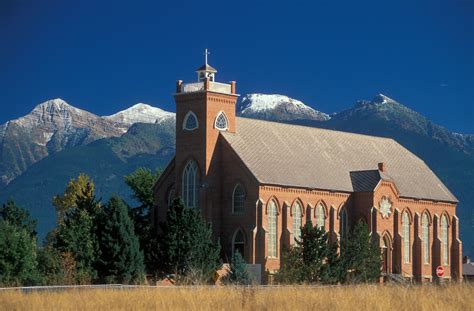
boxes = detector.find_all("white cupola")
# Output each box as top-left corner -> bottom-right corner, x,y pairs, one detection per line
196,48 -> 217,82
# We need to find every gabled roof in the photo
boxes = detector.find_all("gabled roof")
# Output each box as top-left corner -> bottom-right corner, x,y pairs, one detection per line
350,170 -> 385,193
221,118 -> 457,203
196,64 -> 217,73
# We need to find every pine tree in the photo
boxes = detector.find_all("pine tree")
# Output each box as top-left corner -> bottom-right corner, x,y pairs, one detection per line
1,199 -> 37,236
159,197 -> 221,284
320,240 -> 341,284
339,221 -> 381,283
97,196 -> 145,284
124,168 -> 161,274
277,221 -> 331,284
299,221 -> 328,283
0,220 -> 39,286
185,209 -> 221,284
55,208 -> 98,283
226,251 -> 252,285
53,175 -> 102,284
275,246 -> 304,284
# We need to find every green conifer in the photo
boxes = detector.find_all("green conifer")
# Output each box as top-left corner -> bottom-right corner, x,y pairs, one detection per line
227,251 -> 252,285
97,196 -> 145,284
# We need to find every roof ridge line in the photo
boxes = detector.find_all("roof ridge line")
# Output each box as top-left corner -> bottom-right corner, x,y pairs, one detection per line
236,117 -> 396,141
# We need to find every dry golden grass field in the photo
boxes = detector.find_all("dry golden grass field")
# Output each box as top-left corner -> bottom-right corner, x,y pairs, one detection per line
0,284 -> 473,311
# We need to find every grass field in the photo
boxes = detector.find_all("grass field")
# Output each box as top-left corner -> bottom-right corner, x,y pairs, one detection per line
0,284 -> 473,311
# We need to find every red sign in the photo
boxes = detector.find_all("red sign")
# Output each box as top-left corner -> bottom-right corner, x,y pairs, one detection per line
436,266 -> 445,277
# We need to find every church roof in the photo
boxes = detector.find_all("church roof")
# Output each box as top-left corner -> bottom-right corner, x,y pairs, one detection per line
221,118 -> 457,203
196,64 -> 217,72
350,170 -> 387,193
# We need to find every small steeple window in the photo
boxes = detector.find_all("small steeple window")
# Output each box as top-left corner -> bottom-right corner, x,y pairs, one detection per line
215,112 -> 228,130
183,111 -> 198,131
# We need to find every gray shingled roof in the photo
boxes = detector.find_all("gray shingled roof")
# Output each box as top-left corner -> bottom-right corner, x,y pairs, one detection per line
221,118 -> 457,203
463,263 -> 474,276
196,64 -> 217,72
350,170 -> 387,192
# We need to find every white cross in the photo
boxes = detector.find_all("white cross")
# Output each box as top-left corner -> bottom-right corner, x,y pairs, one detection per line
204,48 -> 210,65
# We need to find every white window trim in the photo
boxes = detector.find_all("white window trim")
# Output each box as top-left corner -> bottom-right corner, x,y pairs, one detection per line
402,212 -> 410,264
292,202 -> 302,243
422,213 -> 430,265
183,111 -> 199,131
268,200 -> 278,258
214,111 -> 229,131
182,160 -> 198,208
316,203 -> 325,229
441,215 -> 449,266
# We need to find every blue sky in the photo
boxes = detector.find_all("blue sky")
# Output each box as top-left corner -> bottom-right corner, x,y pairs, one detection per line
1,0 -> 473,132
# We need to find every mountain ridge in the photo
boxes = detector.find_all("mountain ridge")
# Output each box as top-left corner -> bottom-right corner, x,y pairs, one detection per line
0,99 -> 175,187
1,93 -> 472,256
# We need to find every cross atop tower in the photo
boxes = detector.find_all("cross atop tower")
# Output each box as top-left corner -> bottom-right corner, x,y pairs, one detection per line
196,49 -> 217,82
204,48 -> 210,65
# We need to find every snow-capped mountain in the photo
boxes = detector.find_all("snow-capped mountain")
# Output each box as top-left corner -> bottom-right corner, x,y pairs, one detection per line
238,94 -> 330,121
103,103 -> 175,132
0,99 -> 125,186
0,99 -> 176,187
326,93 -> 474,152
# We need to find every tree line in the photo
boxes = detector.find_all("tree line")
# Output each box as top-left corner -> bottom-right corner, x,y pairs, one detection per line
0,168 -> 381,286
276,221 -> 381,284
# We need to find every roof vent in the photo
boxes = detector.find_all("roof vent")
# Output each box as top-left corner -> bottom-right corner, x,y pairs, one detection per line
378,162 -> 386,172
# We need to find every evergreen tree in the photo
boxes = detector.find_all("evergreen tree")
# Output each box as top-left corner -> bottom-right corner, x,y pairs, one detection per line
55,208 -> 98,283
299,221 -> 328,283
320,240 -> 341,284
226,251 -> 252,285
52,175 -> 102,284
97,196 -> 144,284
339,221 -> 381,283
124,168 -> 161,274
185,208 -> 221,284
1,199 -> 37,236
0,220 -> 39,286
277,221 -> 335,284
275,246 -> 304,284
159,197 -> 221,284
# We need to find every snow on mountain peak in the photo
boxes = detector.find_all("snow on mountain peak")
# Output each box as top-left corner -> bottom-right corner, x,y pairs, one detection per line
373,94 -> 396,105
103,103 -> 175,126
239,93 -> 330,121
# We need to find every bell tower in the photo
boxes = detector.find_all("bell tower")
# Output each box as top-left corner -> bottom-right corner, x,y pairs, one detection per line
174,51 -> 239,216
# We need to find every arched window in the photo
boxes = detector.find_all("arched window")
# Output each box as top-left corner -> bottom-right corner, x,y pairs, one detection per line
232,184 -> 245,213
292,202 -> 302,243
167,188 -> 175,207
268,200 -> 278,258
214,112 -> 228,130
422,213 -> 430,264
183,111 -> 198,131
182,160 -> 199,208
340,208 -> 348,240
233,229 -> 245,258
316,203 -> 325,229
441,215 -> 449,265
402,211 -> 410,263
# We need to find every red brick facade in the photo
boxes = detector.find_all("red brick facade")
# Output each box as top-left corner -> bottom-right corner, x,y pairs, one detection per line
153,70 -> 462,284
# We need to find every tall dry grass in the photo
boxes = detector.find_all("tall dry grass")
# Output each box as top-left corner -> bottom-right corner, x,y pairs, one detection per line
0,284 -> 473,311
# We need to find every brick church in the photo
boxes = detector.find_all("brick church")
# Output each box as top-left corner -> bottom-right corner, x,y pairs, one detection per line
153,56 -> 463,283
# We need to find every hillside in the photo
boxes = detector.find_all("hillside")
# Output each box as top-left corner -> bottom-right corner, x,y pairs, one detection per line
1,94 -> 472,256
0,120 -> 175,238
